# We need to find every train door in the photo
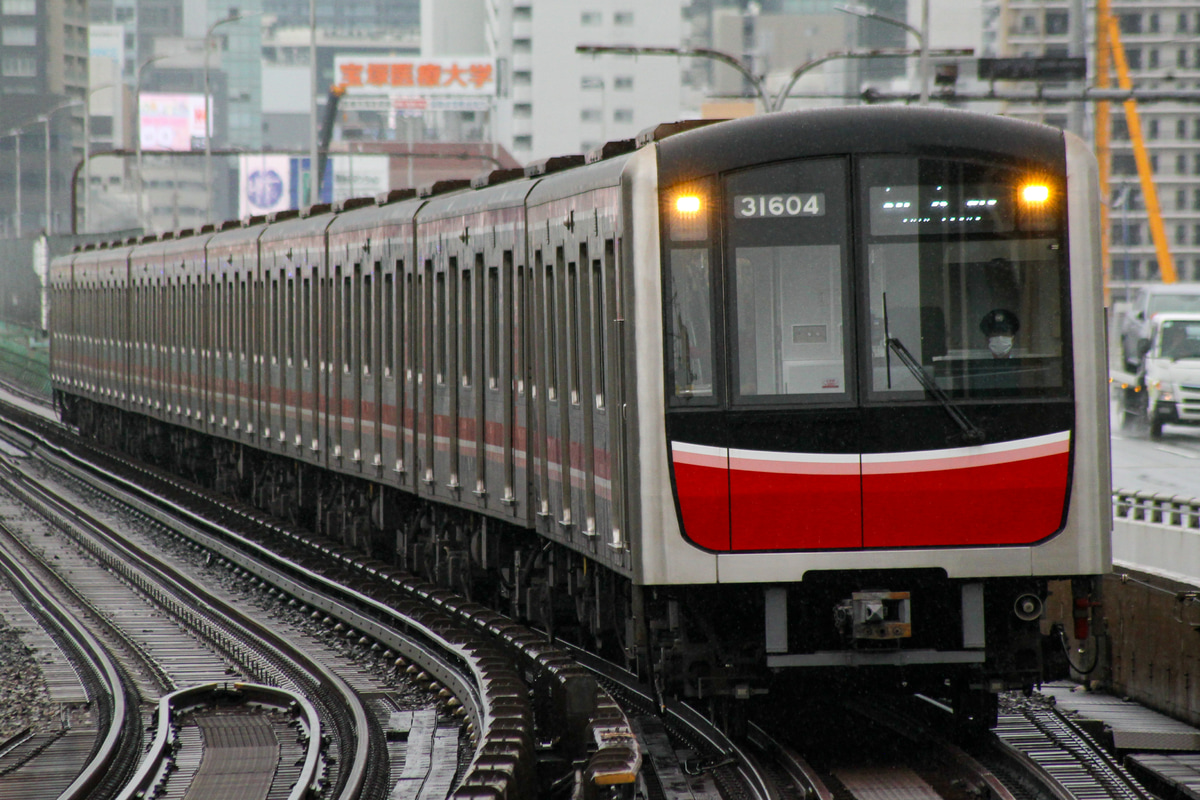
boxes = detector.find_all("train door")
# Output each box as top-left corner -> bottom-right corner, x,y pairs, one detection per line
419,255 -> 435,493
368,251 -> 386,471
454,249 -> 473,497
352,257 -> 368,468
446,251 -> 461,493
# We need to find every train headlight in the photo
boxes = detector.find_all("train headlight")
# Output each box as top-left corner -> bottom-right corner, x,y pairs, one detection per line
1021,183 -> 1050,204
667,186 -> 710,241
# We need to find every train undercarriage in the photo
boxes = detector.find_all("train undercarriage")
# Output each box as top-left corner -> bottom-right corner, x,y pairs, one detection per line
60,392 -> 1084,735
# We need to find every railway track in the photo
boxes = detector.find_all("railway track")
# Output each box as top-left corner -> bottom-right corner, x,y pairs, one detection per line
0,443 -> 373,799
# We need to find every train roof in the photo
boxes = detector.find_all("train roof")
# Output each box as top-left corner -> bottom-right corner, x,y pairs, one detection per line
655,106 -> 1067,187
524,148 -> 634,207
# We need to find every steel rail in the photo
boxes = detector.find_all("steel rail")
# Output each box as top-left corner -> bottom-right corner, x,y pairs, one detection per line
0,530 -> 133,800
0,454 -> 374,800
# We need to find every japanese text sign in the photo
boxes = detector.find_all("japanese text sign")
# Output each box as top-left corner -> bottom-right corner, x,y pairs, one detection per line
334,56 -> 496,96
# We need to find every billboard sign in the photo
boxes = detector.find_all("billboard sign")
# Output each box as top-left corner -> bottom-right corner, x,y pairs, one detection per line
140,93 -> 209,152
239,155 -> 334,217
334,56 -> 497,97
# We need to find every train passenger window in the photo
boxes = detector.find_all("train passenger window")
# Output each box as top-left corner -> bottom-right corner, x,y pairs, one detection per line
488,265 -> 500,389
569,253 -> 582,405
462,260 -> 473,387
302,275 -> 312,368
344,271 -> 353,371
860,157 -> 1067,399
384,271 -> 394,378
364,269 -> 373,376
593,252 -> 607,409
726,158 -> 849,402
239,279 -> 247,360
436,268 -> 447,384
547,249 -> 561,400
513,254 -> 524,395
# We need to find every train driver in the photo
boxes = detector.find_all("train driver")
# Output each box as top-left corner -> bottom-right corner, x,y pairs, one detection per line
980,308 -> 1020,359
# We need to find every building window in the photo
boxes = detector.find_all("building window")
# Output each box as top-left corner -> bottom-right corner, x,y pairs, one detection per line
1177,189 -> 1187,210
1,25 -> 36,45
614,11 -> 634,25
1126,48 -> 1142,70
1148,119 -> 1159,139
514,134 -> 532,150
581,75 -> 603,90
513,6 -> 531,21
513,103 -> 532,118
1180,13 -> 1190,33
613,75 -> 633,90
1194,153 -> 1200,174
1112,154 -> 1137,175
1178,154 -> 1187,175
613,108 -> 633,123
513,38 -> 531,53
0,55 -> 35,76
581,11 -> 601,25
1120,13 -> 1142,34
1179,119 -> 1187,139
581,108 -> 602,123
1,0 -> 35,13
1149,49 -> 1160,69
1045,11 -> 1068,35
1179,48 -> 1188,69
1178,225 -> 1187,246
513,70 -> 531,86
1150,13 -> 1160,33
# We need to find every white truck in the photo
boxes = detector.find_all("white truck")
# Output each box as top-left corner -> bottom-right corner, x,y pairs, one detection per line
1113,311 -> 1200,439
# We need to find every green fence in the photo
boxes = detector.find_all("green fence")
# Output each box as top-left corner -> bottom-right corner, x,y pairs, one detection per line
0,321 -> 51,399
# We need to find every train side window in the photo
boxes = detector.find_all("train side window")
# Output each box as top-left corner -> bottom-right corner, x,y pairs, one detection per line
546,249 -> 560,401
286,275 -> 294,366
513,253 -> 524,395
488,264 -> 500,390
363,267 -> 373,376
384,271 -> 394,378
569,251 -> 582,405
462,259 -> 473,387
239,278 -> 248,361
405,269 -> 414,381
271,275 -> 280,365
436,266 -> 447,384
302,274 -> 312,369
344,269 -> 354,372
593,248 -> 607,409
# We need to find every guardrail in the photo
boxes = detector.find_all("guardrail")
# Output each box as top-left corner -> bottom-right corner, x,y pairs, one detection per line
1112,489 -> 1200,587
116,682 -> 323,800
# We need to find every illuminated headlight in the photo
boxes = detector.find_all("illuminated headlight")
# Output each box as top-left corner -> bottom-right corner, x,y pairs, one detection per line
1154,380 -> 1175,402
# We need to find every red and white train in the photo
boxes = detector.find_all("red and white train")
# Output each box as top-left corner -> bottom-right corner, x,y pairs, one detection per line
51,107 -> 1111,728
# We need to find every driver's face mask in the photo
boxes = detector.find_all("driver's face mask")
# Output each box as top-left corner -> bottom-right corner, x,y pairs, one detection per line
988,335 -> 1014,358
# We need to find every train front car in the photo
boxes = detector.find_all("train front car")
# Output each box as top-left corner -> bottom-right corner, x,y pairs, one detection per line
633,108 -> 1110,727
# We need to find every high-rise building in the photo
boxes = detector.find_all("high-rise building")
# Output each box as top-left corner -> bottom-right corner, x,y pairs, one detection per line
0,0 -> 90,237
476,0 -> 684,163
991,1 -> 1196,285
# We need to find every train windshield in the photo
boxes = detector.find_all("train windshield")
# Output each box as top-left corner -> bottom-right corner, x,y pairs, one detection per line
725,158 -> 851,403
860,156 -> 1067,401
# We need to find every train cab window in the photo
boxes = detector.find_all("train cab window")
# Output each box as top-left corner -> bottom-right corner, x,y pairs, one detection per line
860,157 -> 1067,400
725,158 -> 850,402
665,179 -> 717,403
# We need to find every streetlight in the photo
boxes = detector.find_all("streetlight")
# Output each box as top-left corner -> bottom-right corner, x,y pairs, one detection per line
771,47 -> 972,111
82,83 -> 114,235
4,128 -> 26,237
136,55 -> 171,231
204,11 -> 256,221
835,2 -> 930,105
40,100 -> 83,235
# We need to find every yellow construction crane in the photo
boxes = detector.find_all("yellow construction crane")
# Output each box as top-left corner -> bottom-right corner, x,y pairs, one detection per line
1096,0 -> 1176,286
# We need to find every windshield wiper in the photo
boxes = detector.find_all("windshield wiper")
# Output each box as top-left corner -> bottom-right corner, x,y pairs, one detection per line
882,293 -> 984,443
886,336 -> 986,443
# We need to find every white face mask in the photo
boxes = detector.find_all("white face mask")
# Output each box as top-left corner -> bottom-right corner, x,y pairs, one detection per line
988,335 -> 1014,357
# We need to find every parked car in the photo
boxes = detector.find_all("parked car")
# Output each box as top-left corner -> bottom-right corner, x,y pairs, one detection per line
1120,284 -> 1200,370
